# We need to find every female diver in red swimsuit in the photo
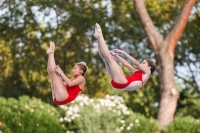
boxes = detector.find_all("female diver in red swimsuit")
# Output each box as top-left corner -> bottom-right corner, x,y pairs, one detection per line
94,23 -> 156,91
46,42 -> 87,105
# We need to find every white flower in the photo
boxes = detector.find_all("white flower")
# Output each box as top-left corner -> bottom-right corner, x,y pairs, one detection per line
116,127 -> 121,132
135,119 -> 139,123
18,123 -> 21,126
60,118 -> 64,122
67,118 -> 71,122
111,95 -> 116,100
105,94 -> 110,99
117,111 -> 121,115
73,114 -> 81,118
79,102 -> 84,106
89,99 -> 94,103
126,126 -> 131,130
64,117 -> 68,121
94,103 -> 100,109
73,106 -> 80,113
120,120 -> 125,123
30,109 -> 34,112
67,110 -> 73,115
13,105 -> 18,108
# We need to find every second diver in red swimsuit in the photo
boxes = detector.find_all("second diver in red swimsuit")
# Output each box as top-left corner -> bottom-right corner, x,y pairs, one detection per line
94,23 -> 156,91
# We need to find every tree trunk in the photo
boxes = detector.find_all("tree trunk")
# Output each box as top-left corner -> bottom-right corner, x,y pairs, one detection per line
156,43 -> 179,127
133,0 -> 196,128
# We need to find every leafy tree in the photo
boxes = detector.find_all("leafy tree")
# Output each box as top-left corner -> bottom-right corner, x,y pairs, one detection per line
132,0 -> 196,127
174,3 -> 200,92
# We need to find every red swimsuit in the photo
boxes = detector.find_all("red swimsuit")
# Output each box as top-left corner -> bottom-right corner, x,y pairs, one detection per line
111,70 -> 143,89
54,84 -> 82,105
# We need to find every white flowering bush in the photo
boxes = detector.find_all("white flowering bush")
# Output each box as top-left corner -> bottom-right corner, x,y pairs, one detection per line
0,96 -> 65,133
59,94 -> 160,133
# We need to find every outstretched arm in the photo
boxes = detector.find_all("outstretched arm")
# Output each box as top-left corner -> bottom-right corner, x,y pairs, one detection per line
54,65 -> 84,87
113,49 -> 140,65
113,49 -> 150,74
110,51 -> 138,73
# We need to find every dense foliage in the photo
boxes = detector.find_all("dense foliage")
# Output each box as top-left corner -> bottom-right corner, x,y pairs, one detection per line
0,96 -> 64,133
1,95 -> 199,133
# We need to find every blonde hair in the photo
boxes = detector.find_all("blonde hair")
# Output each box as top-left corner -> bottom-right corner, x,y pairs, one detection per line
76,62 -> 88,76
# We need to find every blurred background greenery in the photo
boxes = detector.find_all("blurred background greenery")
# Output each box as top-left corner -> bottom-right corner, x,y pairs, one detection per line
0,0 -> 199,132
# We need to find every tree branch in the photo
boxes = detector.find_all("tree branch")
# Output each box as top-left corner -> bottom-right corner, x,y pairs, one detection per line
186,60 -> 200,92
175,73 -> 200,93
133,0 -> 163,51
166,0 -> 196,53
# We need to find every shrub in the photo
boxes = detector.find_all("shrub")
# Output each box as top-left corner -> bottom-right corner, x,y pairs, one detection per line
121,112 -> 160,133
59,94 -> 160,133
0,96 -> 65,133
0,121 -> 12,133
162,116 -> 200,133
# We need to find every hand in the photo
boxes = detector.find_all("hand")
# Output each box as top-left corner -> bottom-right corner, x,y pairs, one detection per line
110,51 -> 117,56
54,65 -> 63,75
113,49 -> 126,54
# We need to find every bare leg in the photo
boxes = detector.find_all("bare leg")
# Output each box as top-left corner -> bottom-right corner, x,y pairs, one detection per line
47,67 -> 56,100
94,27 -> 113,79
98,44 -> 113,80
47,42 -> 69,101
94,23 -> 127,83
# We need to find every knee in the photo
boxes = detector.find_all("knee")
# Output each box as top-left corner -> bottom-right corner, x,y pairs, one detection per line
48,69 -> 58,77
48,66 -> 56,73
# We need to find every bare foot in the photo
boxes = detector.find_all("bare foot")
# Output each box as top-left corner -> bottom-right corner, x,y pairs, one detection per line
46,42 -> 55,54
94,23 -> 102,39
